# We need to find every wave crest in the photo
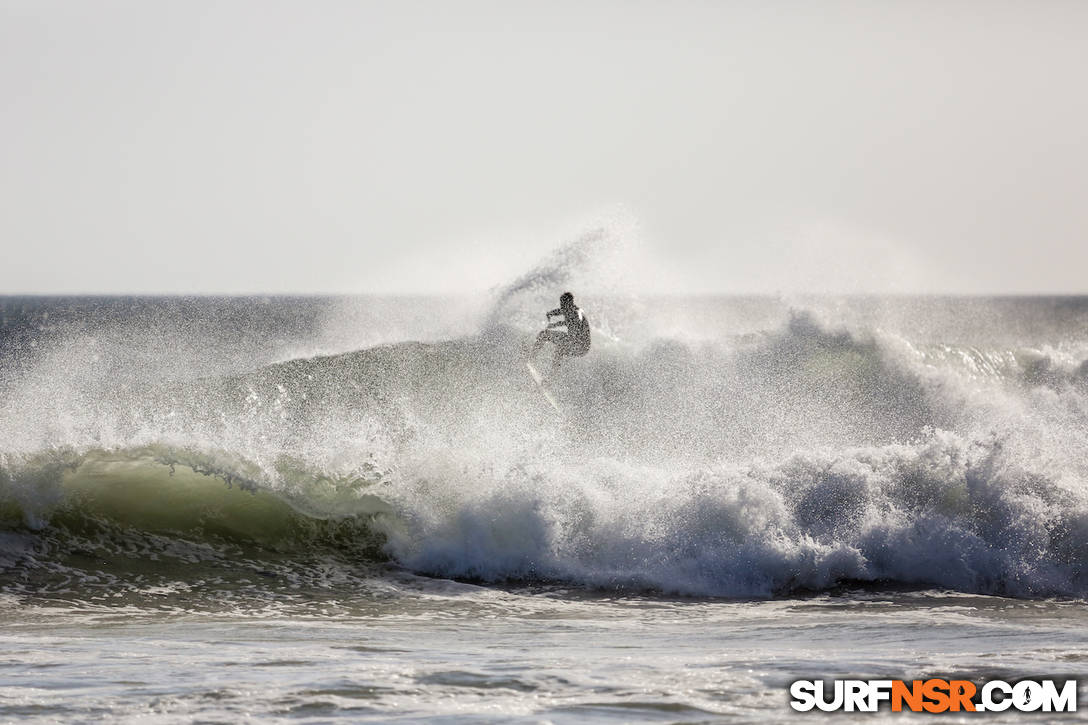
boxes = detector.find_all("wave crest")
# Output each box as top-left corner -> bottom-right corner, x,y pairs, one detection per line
2,305 -> 1087,600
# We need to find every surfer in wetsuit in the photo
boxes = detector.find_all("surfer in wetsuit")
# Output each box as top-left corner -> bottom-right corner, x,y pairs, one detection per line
530,292 -> 591,373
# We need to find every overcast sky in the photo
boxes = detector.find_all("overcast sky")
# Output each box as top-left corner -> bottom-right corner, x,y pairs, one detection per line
2,0 -> 1086,294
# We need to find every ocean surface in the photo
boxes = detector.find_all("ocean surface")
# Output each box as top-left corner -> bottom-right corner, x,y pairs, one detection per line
2,266 -> 1087,720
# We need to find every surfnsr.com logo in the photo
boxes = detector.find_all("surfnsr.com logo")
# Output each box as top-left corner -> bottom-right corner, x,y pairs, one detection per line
789,679 -> 1078,713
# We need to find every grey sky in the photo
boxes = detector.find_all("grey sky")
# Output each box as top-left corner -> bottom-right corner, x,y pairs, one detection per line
2,0 -> 1086,294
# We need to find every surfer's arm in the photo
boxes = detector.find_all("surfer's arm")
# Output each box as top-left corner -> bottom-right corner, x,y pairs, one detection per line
546,308 -> 562,318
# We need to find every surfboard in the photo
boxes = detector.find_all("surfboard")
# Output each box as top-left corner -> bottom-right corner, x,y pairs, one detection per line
526,361 -> 561,413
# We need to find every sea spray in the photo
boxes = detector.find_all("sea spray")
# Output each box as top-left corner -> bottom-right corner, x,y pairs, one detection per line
2,297 -> 1086,599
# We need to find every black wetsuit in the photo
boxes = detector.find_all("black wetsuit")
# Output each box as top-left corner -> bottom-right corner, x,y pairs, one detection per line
534,303 -> 591,372
545,304 -> 591,356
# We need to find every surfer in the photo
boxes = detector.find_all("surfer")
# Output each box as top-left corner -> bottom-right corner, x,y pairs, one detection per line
530,292 -> 591,373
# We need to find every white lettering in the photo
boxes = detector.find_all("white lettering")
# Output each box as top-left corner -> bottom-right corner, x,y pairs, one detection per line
1014,680 -> 1043,712
868,680 -> 893,711
789,680 -> 817,712
815,680 -> 844,712
982,680 -> 1012,712
844,680 -> 868,712
1040,680 -> 1077,712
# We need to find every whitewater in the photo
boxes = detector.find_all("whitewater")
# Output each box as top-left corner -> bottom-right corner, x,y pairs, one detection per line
1,242 -> 1087,721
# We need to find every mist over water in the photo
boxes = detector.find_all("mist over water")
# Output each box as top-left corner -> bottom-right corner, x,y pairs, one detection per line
2,226 -> 1086,602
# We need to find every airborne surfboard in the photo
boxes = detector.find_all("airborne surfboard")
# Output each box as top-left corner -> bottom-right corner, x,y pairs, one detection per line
526,361 -> 561,413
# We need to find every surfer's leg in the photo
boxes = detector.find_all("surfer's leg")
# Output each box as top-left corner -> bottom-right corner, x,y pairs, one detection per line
531,330 -> 549,355
551,346 -> 564,374
550,334 -> 572,373
532,329 -> 561,356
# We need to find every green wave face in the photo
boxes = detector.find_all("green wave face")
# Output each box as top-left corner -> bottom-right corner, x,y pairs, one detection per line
0,446 -> 394,608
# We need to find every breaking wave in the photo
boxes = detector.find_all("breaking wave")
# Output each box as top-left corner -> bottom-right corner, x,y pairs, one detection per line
2,301 -> 1086,600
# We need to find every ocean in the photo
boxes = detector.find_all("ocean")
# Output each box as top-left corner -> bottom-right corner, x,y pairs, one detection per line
1,287 -> 1086,722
